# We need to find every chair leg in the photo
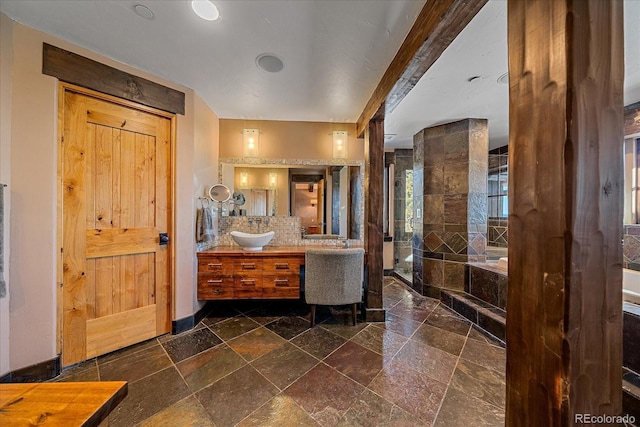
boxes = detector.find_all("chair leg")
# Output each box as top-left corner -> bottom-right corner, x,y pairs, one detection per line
351,303 -> 357,326
310,304 -> 316,327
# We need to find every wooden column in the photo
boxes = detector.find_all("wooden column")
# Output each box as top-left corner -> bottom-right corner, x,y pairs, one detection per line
506,0 -> 624,425
364,119 -> 385,321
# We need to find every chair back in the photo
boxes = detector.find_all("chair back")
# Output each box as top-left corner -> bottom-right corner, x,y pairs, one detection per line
304,248 -> 364,305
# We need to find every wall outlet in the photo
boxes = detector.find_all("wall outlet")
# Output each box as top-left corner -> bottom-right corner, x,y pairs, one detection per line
416,208 -> 421,219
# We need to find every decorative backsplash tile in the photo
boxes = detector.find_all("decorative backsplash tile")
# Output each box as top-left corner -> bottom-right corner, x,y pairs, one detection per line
198,215 -> 363,250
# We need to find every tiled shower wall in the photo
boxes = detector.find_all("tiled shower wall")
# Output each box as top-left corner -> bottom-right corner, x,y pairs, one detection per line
488,218 -> 508,248
624,225 -> 640,270
413,119 -> 488,297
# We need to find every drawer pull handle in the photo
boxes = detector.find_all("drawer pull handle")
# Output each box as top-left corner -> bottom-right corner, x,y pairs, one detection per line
207,263 -> 223,267
207,279 -> 223,284
241,263 -> 256,269
274,263 -> 289,269
274,279 -> 289,286
240,279 -> 256,286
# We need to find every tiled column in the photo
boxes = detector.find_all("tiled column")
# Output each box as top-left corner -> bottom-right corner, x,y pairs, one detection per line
413,119 -> 488,297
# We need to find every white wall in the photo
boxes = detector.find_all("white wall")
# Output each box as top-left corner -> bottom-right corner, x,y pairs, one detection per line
3,15 -> 218,372
0,13 -> 14,378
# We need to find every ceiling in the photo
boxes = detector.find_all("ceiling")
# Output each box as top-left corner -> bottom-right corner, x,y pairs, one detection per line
1,0 -> 638,151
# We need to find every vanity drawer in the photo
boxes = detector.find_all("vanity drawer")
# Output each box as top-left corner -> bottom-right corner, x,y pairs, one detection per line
263,258 -> 302,273
262,273 -> 300,299
233,275 -> 263,299
198,274 -> 234,299
234,259 -> 263,272
198,257 -> 234,274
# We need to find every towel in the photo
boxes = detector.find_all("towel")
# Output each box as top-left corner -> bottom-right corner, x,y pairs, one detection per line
195,206 -> 215,243
0,185 -> 5,298
202,206 -> 215,243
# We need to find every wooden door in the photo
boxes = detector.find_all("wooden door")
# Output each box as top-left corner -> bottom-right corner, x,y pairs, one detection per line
61,88 -> 172,366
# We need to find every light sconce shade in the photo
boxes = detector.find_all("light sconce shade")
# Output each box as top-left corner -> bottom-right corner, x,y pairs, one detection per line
332,131 -> 348,159
239,172 -> 249,188
310,198 -> 318,206
243,129 -> 260,158
268,172 -> 278,188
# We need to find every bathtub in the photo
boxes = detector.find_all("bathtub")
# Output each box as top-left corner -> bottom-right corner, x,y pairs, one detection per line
623,268 -> 640,305
493,258 -> 640,305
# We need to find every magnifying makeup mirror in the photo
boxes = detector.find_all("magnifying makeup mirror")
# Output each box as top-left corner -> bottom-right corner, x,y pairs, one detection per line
208,184 -> 231,203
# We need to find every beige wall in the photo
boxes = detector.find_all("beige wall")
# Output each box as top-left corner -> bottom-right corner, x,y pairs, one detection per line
0,13 -> 14,377
219,119 -> 363,161
2,15 -> 218,372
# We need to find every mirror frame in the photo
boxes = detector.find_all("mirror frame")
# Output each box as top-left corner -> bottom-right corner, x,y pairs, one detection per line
208,183 -> 231,202
219,157 -> 365,239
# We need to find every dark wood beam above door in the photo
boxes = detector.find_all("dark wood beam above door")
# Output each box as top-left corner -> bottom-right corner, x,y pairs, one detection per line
355,0 -> 488,137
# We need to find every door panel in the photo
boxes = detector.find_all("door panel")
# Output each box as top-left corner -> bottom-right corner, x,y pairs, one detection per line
62,90 -> 172,366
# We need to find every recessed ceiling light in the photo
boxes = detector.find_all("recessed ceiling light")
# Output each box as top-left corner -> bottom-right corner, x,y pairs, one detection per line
191,0 -> 220,21
133,4 -> 154,20
497,72 -> 509,84
256,54 -> 284,73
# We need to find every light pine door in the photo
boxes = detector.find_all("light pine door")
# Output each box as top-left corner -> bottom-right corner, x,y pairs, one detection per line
61,89 -> 172,366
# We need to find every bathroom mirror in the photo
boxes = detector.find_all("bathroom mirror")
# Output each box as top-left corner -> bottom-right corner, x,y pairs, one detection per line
219,159 -> 363,239
208,184 -> 231,203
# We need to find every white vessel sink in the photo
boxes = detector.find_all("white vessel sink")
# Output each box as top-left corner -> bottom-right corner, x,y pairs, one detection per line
230,231 -> 275,251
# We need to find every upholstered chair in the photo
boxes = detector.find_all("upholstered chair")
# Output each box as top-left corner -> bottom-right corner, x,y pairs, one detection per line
304,248 -> 365,327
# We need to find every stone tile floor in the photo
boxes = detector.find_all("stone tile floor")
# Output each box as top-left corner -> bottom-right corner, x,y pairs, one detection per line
55,278 -> 506,426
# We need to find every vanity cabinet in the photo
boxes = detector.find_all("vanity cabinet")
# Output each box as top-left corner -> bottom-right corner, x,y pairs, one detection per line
197,250 -> 303,300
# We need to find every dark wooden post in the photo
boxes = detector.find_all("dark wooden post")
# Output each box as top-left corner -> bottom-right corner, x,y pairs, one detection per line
364,119 -> 385,321
506,0 -> 624,425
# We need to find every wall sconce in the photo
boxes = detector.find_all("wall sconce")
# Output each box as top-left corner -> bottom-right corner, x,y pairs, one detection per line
332,131 -> 348,159
310,198 -> 318,206
239,172 -> 249,188
268,172 -> 278,188
243,129 -> 260,158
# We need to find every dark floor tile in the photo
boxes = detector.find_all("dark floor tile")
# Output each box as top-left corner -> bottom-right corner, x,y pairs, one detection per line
450,358 -> 506,409
137,396 -> 215,427
411,323 -> 466,356
162,327 -> 222,363
177,344 -> 247,393
236,394 -> 320,427
202,304 -> 240,326
434,387 -> 505,427
264,316 -> 310,340
208,316 -> 261,341
393,339 -> 458,384
375,312 -> 422,338
196,365 -> 279,427
460,338 -> 506,373
320,320 -> 368,340
290,327 -> 348,359
100,345 -> 172,383
351,325 -> 408,362
384,282 -> 419,301
55,360 -> 99,382
284,363 -> 365,426
389,297 -> 439,323
108,367 -> 190,427
369,361 -> 447,425
467,325 -> 505,347
324,341 -> 384,387
251,342 -> 319,389
425,306 -> 471,336
227,327 -> 287,362
97,337 -> 159,364
336,389 -> 423,427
